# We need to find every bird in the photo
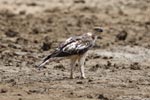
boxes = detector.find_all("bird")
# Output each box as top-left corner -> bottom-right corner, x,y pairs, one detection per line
37,27 -> 103,79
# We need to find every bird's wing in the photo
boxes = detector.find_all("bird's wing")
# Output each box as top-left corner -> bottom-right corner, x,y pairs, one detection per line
58,38 -> 93,56
37,35 -> 93,68
40,36 -> 81,61
59,36 -> 81,49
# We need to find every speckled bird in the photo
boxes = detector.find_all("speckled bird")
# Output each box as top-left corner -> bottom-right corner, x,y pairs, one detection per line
38,27 -> 103,79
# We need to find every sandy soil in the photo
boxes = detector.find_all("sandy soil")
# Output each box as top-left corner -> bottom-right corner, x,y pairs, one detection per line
0,0 -> 150,100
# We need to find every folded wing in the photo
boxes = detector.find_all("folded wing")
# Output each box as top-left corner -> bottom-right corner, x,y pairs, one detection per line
38,35 -> 93,67
44,36 -> 92,60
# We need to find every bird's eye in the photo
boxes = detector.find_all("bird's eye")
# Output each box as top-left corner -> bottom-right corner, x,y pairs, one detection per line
92,35 -> 95,39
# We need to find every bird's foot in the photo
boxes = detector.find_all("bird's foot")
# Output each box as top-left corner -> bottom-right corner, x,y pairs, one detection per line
81,76 -> 86,79
70,76 -> 74,79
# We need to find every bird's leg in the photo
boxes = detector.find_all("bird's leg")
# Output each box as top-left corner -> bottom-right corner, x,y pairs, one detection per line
70,57 -> 77,79
79,53 -> 87,79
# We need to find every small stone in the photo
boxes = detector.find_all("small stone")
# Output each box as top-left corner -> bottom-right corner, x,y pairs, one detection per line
89,64 -> 100,71
98,94 -> 109,100
27,2 -> 37,6
70,92 -> 74,95
76,81 -> 83,84
87,95 -> 93,98
53,64 -> 65,70
17,94 -> 22,96
107,61 -> 111,66
5,29 -> 18,37
88,79 -> 93,82
93,55 -> 101,59
116,30 -> 128,41
41,42 -> 52,51
18,98 -> 22,100
130,62 -> 141,70
19,10 -> 26,15
0,88 -> 8,93
32,28 -> 40,34
74,0 -> 85,3
102,56 -> 109,59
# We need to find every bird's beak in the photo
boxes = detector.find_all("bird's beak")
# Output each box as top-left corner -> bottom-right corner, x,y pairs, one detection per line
93,27 -> 103,33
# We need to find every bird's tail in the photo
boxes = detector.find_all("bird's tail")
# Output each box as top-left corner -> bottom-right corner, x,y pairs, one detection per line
37,50 -> 60,69
37,54 -> 52,68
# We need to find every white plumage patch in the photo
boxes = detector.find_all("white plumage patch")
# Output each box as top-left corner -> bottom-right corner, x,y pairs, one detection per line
62,42 -> 78,52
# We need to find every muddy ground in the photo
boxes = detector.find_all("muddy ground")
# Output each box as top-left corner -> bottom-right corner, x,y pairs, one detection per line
0,0 -> 150,100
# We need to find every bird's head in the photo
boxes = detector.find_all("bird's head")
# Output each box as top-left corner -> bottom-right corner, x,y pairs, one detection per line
92,27 -> 103,39
83,27 -> 103,40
